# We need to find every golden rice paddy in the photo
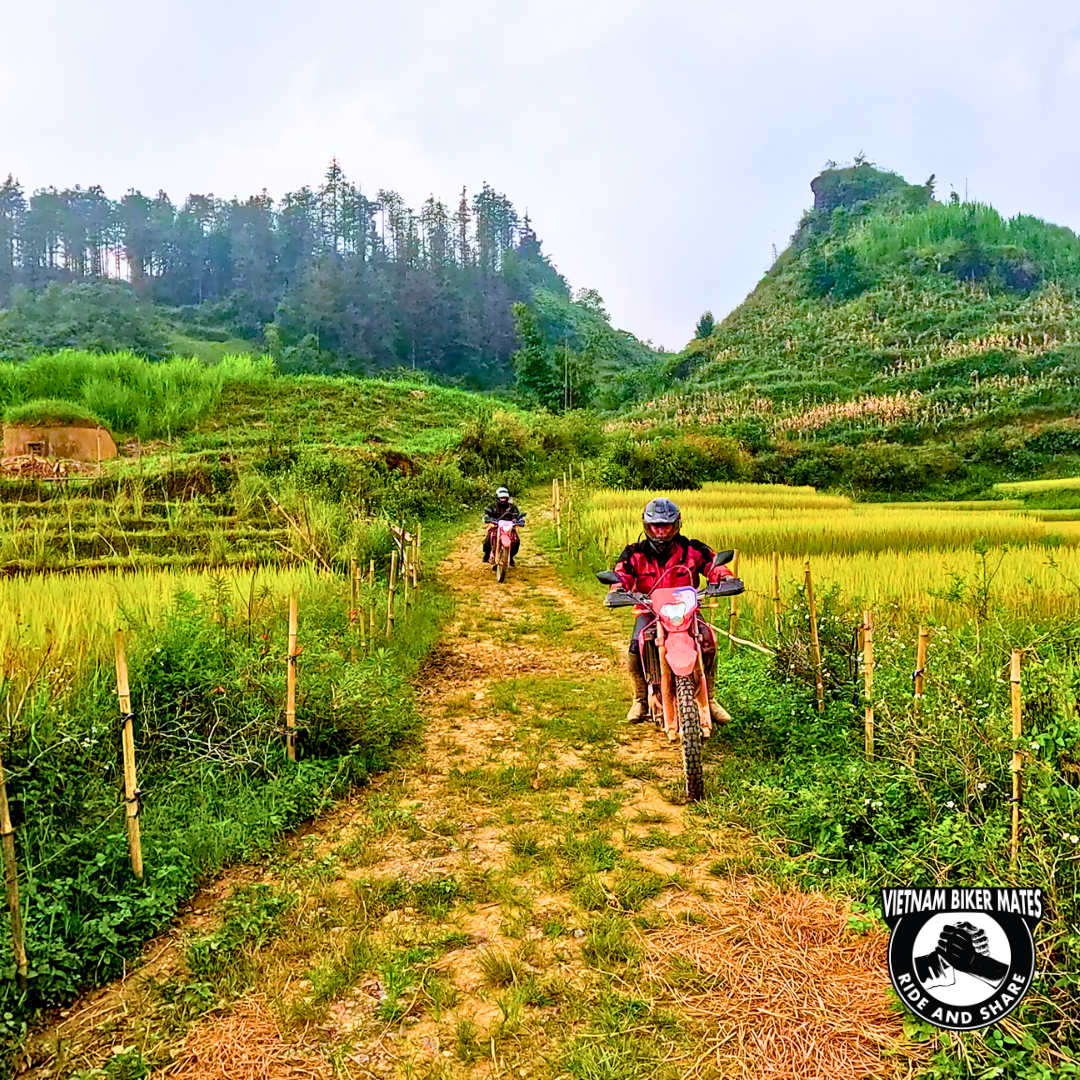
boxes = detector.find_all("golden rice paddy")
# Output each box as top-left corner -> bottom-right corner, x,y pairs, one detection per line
0,565 -> 319,677
585,483 -> 1080,628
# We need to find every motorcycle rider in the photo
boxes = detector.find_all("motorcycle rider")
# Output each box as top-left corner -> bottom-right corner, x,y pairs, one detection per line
611,497 -> 734,725
483,487 -> 524,566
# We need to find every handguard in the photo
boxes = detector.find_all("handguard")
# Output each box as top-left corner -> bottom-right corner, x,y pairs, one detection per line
604,590 -> 639,608
707,577 -> 745,597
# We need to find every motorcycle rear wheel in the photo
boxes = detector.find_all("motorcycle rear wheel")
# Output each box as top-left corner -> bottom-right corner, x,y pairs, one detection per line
675,673 -> 704,801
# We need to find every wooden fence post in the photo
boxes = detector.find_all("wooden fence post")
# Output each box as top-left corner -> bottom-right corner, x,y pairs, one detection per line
1010,650 -> 1023,870
554,479 -> 562,547
772,551 -> 781,641
804,559 -> 825,712
286,596 -> 298,762
0,752 -> 27,984
728,549 -> 740,653
863,610 -> 875,759
114,630 -> 143,879
386,551 -> 398,638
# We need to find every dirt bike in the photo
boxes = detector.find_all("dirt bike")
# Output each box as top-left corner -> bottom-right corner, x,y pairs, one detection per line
597,554 -> 744,801
486,514 -> 525,583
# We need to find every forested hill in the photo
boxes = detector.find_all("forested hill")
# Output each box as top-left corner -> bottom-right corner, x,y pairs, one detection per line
0,162 -> 656,397
642,162 -> 1080,495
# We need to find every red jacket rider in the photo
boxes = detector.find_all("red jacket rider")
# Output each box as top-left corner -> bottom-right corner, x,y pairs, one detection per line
613,498 -> 733,725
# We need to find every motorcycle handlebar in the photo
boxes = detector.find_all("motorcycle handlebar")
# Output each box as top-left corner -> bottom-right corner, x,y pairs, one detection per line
603,578 -> 745,607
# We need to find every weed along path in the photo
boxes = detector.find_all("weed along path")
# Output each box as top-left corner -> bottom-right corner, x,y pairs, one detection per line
23,527 -> 923,1080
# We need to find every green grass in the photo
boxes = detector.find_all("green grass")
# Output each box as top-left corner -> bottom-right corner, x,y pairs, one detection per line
3,398 -> 103,427
182,372 -> 521,455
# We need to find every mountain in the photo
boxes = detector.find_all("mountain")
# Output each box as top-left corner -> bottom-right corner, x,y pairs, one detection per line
647,162 -> 1080,496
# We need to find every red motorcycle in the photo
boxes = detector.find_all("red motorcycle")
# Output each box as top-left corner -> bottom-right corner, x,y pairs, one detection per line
598,554 -> 743,800
486,514 -> 525,583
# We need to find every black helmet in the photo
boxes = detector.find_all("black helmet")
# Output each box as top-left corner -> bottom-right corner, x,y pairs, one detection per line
642,498 -> 681,556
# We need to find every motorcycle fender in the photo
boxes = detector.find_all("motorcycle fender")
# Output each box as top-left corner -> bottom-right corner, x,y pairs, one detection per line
663,631 -> 698,676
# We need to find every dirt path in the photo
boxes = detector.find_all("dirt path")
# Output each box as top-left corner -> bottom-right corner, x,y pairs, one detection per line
22,526 -> 919,1080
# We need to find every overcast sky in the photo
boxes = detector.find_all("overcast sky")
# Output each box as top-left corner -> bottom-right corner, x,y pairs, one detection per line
3,0 -> 1079,350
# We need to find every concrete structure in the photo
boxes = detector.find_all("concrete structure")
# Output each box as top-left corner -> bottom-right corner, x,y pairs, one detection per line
3,425 -> 119,461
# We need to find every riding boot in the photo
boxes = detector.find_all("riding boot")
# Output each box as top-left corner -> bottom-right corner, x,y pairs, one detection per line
703,653 -> 732,724
626,652 -> 649,722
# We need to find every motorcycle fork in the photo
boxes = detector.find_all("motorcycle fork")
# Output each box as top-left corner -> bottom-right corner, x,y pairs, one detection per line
696,647 -> 712,739
654,623 -> 678,742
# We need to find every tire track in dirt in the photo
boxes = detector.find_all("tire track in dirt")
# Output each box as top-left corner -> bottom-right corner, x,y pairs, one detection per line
21,522 -> 921,1080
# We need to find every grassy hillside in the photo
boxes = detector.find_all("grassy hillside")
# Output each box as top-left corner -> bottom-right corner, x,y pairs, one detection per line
0,351 -> 609,574
635,165 -> 1080,497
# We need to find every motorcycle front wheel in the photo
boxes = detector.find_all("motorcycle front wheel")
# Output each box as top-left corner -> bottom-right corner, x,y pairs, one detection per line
675,673 -> 704,801
496,544 -> 508,583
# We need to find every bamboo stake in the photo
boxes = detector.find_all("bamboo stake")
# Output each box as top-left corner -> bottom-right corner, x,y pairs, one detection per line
914,625 -> 928,714
804,559 -> 824,712
114,630 -> 143,879
411,538 -> 419,590
416,522 -> 423,580
369,560 -> 376,642
1010,650 -> 1023,870
603,527 -> 610,564
350,559 -> 358,661
554,479 -> 562,546
728,549 -> 740,653
863,610 -> 875,759
403,558 -> 411,611
386,551 -> 398,638
772,551 -> 781,640
0,751 -> 27,983
356,565 -> 367,653
286,596 -> 298,762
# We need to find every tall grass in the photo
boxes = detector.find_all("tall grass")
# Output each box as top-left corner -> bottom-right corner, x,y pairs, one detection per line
0,351 -> 273,439
850,201 -> 1080,283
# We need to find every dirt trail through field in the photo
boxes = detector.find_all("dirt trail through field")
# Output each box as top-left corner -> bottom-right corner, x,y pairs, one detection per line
22,524 -> 920,1080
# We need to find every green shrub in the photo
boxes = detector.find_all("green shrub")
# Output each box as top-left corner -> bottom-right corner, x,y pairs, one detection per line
0,282 -> 173,362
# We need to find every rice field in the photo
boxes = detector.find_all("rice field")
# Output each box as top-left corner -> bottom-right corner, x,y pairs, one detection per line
0,565 -> 321,679
994,476 -> 1080,493
584,483 -> 1080,627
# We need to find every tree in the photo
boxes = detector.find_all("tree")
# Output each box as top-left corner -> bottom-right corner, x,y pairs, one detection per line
695,310 -> 714,339
0,176 -> 25,300
511,302 -> 561,410
573,288 -> 608,319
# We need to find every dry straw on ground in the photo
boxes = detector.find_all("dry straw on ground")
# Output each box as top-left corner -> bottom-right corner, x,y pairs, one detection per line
160,996 -> 333,1080
644,881 -> 928,1080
